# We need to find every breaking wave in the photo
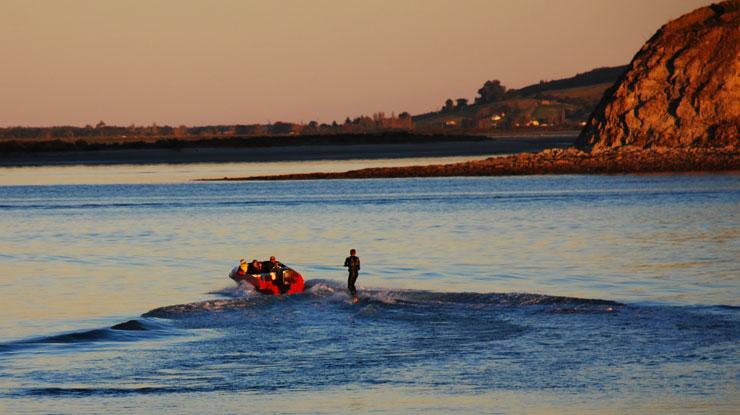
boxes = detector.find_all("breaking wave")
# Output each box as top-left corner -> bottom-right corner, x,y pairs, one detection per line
9,279 -> 739,359
1,280 -> 624,355
145,279 -> 622,319
0,318 -> 171,353
2,279 -> 738,400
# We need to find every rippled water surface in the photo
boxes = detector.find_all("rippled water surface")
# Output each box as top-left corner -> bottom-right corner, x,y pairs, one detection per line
0,166 -> 738,414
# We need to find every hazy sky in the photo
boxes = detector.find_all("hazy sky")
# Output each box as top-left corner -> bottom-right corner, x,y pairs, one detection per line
1,0 -> 709,127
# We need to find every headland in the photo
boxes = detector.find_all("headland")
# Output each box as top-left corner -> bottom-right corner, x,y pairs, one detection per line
201,147 -> 739,181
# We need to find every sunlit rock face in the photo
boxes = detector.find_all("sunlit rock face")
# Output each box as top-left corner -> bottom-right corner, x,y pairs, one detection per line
577,1 -> 740,152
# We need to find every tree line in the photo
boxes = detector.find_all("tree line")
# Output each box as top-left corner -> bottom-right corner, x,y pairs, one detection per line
0,113 -> 413,141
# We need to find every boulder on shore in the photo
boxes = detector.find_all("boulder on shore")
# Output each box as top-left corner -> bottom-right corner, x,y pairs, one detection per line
577,1 -> 740,152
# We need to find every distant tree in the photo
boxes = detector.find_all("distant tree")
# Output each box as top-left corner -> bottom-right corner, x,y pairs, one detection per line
442,98 -> 455,112
356,116 -> 374,131
174,125 -> 188,138
271,122 -> 299,135
456,98 -> 468,109
398,112 -> 413,129
236,124 -> 267,136
475,80 -> 506,104
148,123 -> 160,136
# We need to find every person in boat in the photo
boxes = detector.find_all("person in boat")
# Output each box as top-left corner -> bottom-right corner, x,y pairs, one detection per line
264,255 -> 288,287
267,256 -> 284,271
257,256 -> 280,280
247,259 -> 263,275
229,259 -> 250,280
344,249 -> 361,303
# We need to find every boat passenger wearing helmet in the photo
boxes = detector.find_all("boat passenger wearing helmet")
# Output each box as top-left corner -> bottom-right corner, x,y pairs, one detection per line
229,258 -> 249,280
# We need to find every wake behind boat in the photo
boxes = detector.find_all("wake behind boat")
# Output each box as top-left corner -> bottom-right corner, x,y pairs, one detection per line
228,258 -> 305,295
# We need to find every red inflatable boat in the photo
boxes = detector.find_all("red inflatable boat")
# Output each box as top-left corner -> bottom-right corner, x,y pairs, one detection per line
229,263 -> 305,296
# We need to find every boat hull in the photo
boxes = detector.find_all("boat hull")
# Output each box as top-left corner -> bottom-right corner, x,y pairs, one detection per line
230,268 -> 305,296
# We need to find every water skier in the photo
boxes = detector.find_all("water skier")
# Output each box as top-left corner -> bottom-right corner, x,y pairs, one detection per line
344,248 -> 361,303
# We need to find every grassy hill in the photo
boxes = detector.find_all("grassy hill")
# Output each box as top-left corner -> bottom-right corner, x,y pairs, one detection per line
533,82 -> 614,101
514,66 -> 627,96
413,66 -> 626,132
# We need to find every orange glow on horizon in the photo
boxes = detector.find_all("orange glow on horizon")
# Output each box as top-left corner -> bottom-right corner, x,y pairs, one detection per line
0,0 -> 709,127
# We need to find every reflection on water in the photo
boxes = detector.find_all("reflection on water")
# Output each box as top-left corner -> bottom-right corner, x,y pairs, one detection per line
0,155 -> 499,185
0,166 -> 738,414
3,385 -> 735,415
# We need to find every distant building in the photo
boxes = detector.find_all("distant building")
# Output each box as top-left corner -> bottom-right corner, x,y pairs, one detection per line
477,113 -> 506,129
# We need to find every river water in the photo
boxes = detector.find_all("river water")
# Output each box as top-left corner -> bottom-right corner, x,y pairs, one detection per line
0,160 -> 738,414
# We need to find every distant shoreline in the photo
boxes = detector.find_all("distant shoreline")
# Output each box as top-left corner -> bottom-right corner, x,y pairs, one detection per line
0,133 -> 575,167
206,147 -> 740,181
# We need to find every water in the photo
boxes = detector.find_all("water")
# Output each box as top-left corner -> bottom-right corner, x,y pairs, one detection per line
0,155 -> 499,185
0,164 -> 738,414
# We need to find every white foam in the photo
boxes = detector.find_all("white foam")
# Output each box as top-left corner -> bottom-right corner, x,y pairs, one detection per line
361,289 -> 398,305
308,283 -> 336,296
210,282 -> 257,298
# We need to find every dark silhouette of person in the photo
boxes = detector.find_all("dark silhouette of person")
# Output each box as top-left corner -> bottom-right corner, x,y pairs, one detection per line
344,249 -> 361,302
261,255 -> 283,274
265,255 -> 288,292
267,255 -> 283,271
247,259 -> 263,275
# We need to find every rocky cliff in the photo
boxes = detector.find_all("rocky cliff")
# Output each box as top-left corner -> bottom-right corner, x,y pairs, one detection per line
577,1 -> 740,151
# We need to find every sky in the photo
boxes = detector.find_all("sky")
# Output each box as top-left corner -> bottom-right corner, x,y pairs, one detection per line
1,0 -> 710,127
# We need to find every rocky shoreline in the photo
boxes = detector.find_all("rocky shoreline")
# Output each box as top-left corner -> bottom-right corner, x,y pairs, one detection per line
207,147 -> 739,181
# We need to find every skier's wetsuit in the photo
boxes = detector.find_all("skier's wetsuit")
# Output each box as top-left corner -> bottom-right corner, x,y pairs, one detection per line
344,255 -> 361,297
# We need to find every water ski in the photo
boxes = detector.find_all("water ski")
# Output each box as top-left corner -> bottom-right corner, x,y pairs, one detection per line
352,296 -> 359,304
